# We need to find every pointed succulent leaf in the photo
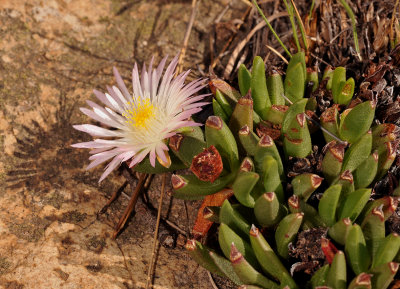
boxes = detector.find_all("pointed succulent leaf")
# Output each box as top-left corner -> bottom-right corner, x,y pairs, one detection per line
341,131 -> 372,173
172,172 -> 236,200
318,184 -> 342,226
372,233 -> 400,269
254,135 -> 284,179
288,195 -> 300,214
284,62 -> 305,103
203,206 -> 220,223
176,125 -> 204,140
345,224 -> 371,275
205,115 -> 239,170
230,243 -> 279,289
323,65 -> 334,90
331,67 -> 346,103
336,77 -> 355,105
375,141 -> 396,180
257,155 -> 284,202
321,238 -> 339,264
192,189 -> 234,239
229,92 -> 253,135
283,112 -> 312,158
220,200 -> 252,239
251,56 -> 271,118
266,71 -> 285,105
310,264 -> 330,288
238,64 -> 251,96
209,251 -> 243,285
339,188 -> 371,222
218,223 -> 258,268
233,171 -> 260,208
306,67 -> 319,93
347,273 -> 372,289
320,105 -> 340,143
263,105 -> 288,124
185,240 -> 226,277
209,77 -> 241,106
361,207 -> 385,258
354,151 -> 379,189
370,262 -> 399,289
213,98 -> 229,122
275,213 -> 304,259
360,196 -> 397,222
284,52 -> 306,103
321,141 -> 345,183
169,133 -> 206,167
338,101 -> 375,144
371,123 -> 396,150
215,89 -> 234,117
239,125 -> 260,156
300,200 -> 326,228
282,98 -> 308,133
334,170 -> 355,201
328,218 -> 352,245
326,251 -> 347,289
249,226 -> 297,289
254,193 -> 287,227
292,173 -> 323,202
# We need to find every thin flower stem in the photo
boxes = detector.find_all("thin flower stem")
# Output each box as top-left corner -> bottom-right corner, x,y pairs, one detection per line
177,0 -> 198,74
290,0 -> 309,52
338,0 -> 362,61
282,0 -> 301,53
146,173 -> 167,289
308,0 -> 315,19
252,0 -> 292,58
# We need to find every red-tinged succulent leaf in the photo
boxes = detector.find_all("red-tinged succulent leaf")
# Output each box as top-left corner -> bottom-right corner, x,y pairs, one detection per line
321,238 -> 338,264
192,188 -> 234,240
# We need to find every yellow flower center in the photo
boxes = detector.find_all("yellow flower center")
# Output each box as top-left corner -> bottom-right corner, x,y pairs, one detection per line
123,98 -> 155,129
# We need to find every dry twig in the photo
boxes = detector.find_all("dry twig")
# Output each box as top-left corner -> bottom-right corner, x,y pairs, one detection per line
177,0 -> 199,74
146,173 -> 167,288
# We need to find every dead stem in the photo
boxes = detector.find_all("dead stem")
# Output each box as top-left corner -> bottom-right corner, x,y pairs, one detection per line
146,173 -> 167,289
265,44 -> 289,64
177,0 -> 199,74
207,271 -> 219,289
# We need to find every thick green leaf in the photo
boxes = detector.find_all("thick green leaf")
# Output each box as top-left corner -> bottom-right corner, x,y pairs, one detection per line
339,101 -> 375,144
345,224 -> 371,275
319,184 -> 342,226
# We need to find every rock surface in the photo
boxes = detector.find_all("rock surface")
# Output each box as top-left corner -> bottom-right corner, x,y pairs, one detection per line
0,0 -> 245,288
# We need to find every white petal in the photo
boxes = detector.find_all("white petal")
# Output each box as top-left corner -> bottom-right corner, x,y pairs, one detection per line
113,67 -> 131,100
73,124 -> 124,137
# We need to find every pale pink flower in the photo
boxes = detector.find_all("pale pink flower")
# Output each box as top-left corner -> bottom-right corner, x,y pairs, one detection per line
72,56 -> 207,182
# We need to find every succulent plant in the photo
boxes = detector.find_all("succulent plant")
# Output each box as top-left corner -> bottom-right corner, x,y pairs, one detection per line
167,52 -> 400,288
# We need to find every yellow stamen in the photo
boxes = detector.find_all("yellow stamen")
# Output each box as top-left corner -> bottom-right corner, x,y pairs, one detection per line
122,98 -> 155,129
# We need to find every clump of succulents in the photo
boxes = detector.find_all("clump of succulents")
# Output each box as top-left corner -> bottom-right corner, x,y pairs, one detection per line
168,51 -> 400,288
